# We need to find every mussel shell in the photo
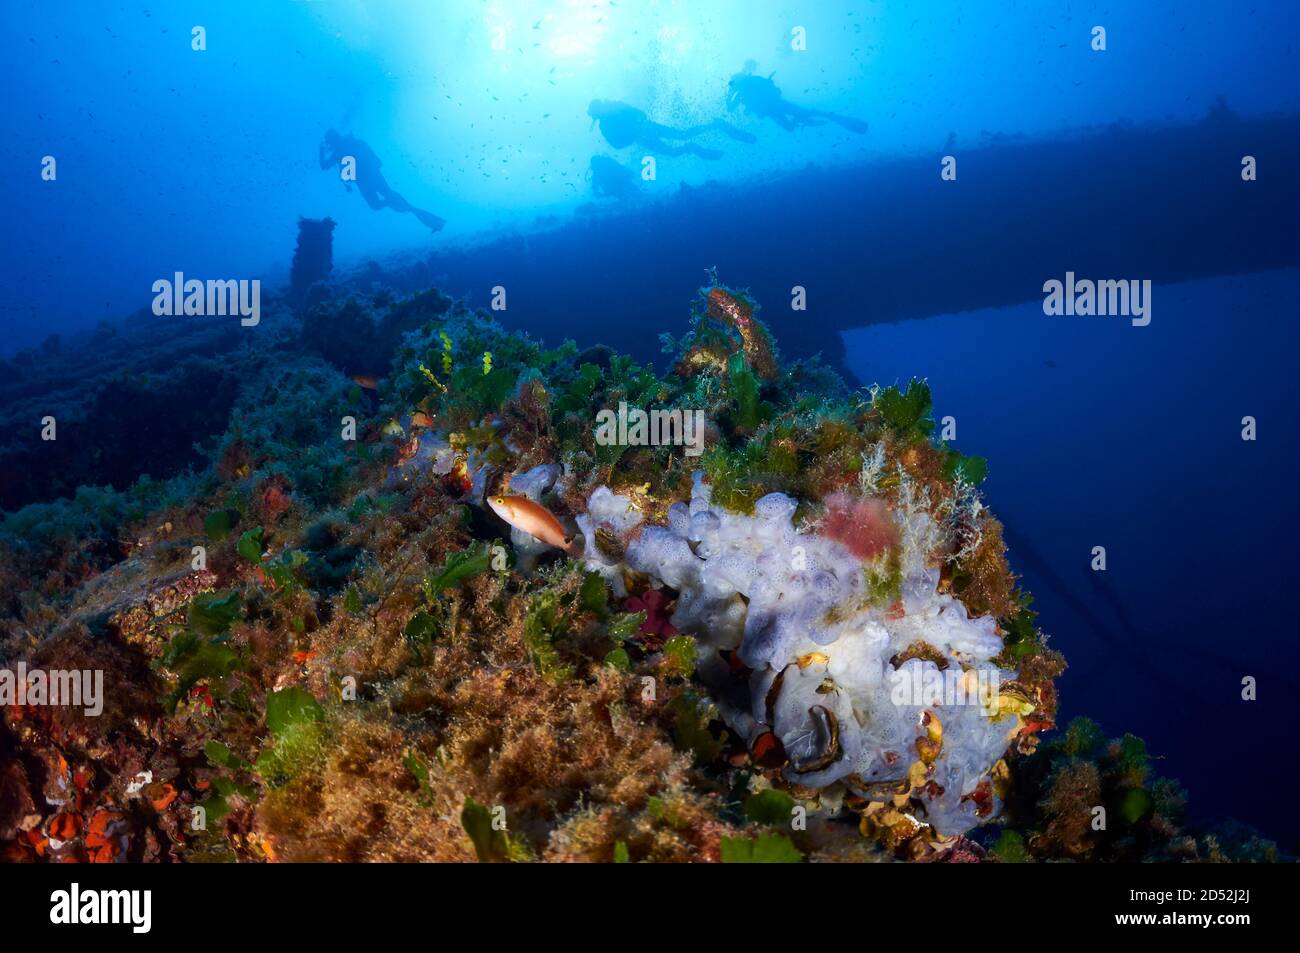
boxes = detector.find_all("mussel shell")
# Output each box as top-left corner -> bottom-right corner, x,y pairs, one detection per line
789,704 -> 842,774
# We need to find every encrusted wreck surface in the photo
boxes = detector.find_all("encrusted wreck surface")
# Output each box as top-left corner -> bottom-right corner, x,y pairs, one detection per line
0,276 -> 1283,863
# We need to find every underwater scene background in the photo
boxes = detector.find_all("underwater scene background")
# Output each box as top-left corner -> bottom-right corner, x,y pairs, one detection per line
2,0 -> 1298,864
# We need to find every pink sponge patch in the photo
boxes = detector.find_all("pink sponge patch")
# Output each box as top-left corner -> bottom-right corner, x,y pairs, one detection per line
821,492 -> 899,561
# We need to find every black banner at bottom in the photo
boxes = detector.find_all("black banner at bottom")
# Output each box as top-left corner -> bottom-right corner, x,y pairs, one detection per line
4,860 -> 1292,943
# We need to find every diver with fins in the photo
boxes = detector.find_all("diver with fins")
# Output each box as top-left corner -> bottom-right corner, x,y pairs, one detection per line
318,129 -> 446,232
587,155 -> 641,202
726,60 -> 868,133
587,99 -> 755,159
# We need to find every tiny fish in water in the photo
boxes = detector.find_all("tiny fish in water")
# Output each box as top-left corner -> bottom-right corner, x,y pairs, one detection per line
487,494 -> 580,555
352,374 -> 380,390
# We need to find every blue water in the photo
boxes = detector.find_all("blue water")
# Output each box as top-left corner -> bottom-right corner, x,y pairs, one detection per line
5,1 -> 1300,348
4,1 -> 1300,843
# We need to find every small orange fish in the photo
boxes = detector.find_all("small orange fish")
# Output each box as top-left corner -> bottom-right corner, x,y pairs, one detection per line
487,495 -> 581,556
410,411 -> 434,428
351,374 -> 380,391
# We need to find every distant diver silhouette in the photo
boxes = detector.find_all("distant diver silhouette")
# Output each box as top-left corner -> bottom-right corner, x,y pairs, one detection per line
587,99 -> 754,160
726,61 -> 868,133
318,129 -> 445,232
588,155 -> 640,201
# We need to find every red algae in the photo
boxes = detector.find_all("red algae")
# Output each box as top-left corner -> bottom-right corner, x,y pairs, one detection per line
821,492 -> 899,560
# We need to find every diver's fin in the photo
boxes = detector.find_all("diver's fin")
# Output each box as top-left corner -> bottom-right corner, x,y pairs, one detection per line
414,209 -> 446,232
713,121 -> 757,143
828,114 -> 869,134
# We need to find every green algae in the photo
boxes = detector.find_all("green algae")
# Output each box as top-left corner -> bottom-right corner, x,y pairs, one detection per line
991,830 -> 1034,863
343,582 -> 364,613
720,832 -> 802,863
743,788 -> 797,826
403,609 -> 441,659
998,596 -> 1044,660
554,362 -> 603,414
188,591 -> 242,637
404,751 -> 436,807
1114,734 -> 1151,786
579,570 -> 608,614
201,740 -> 257,823
863,549 -> 904,608
159,631 -> 241,711
523,590 -> 572,682
461,797 -> 532,863
606,610 -> 645,642
1119,787 -> 1155,824
700,439 -> 797,514
873,378 -> 935,440
264,549 -> 310,594
662,634 -> 696,678
237,526 -> 264,563
724,354 -> 766,432
255,688 -> 327,788
604,646 -> 631,671
667,691 -> 725,765
422,540 -> 494,600
203,507 -> 240,541
942,450 -> 989,485
265,686 -> 324,735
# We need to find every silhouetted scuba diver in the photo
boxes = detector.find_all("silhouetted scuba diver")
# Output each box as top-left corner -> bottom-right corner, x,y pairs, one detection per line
588,155 -> 640,201
726,62 -> 868,134
587,99 -> 755,160
318,130 -> 445,232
